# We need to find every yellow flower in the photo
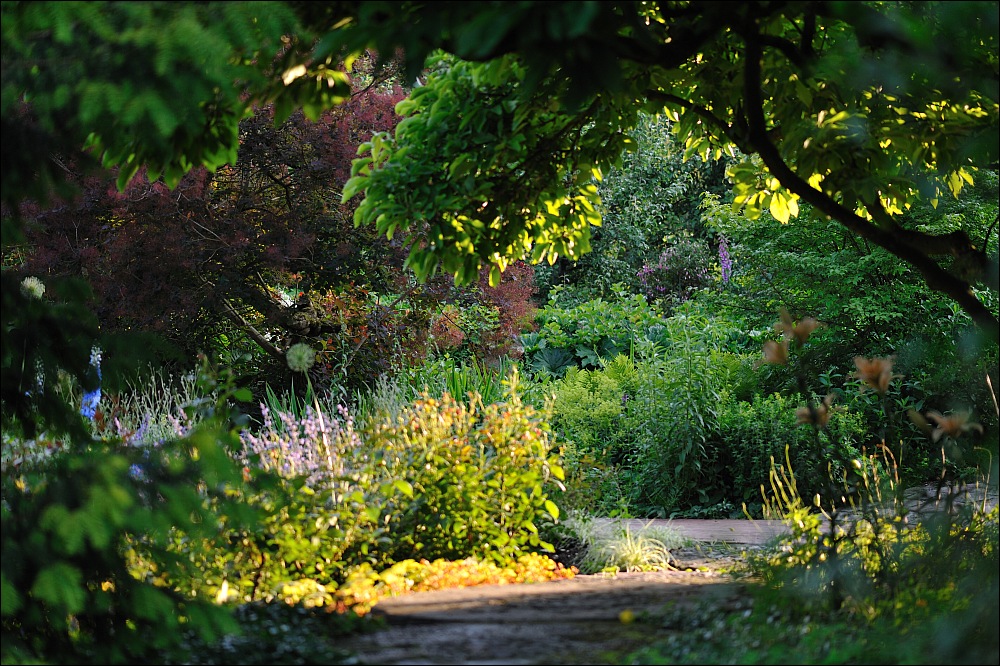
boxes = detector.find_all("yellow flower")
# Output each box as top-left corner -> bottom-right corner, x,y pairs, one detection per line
926,410 -> 983,442
774,308 -> 821,345
853,356 -> 899,395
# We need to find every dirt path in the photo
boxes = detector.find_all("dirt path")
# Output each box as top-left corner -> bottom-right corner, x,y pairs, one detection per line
338,520 -> 779,665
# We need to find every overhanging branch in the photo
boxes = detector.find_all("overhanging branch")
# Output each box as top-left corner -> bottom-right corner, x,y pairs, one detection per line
644,90 -> 754,154
740,32 -> 999,341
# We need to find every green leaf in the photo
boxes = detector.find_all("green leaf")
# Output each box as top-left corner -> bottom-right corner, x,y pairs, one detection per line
544,499 -> 560,520
116,160 -> 141,192
393,479 -> 415,498
131,584 -> 176,622
0,573 -> 22,616
769,192 -> 791,223
31,563 -> 86,614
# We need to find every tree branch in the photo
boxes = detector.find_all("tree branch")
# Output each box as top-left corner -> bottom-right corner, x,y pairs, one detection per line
220,297 -> 284,359
644,90 -> 754,154
740,31 -> 999,341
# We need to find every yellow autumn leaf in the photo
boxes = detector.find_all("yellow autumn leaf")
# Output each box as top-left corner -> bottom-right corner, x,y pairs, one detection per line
769,192 -> 791,223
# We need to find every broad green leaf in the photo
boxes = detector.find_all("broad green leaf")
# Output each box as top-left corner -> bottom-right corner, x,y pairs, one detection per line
31,564 -> 85,614
544,499 -> 560,520
393,479 -> 414,498
0,574 -> 22,616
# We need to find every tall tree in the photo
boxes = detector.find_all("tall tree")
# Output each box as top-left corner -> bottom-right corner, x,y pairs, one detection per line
320,1 -> 998,340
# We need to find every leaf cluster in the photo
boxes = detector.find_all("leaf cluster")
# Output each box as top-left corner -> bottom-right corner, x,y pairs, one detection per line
344,53 -> 638,286
1,362 -> 258,664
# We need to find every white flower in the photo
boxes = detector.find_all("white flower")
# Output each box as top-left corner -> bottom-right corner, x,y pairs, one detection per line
286,343 -> 316,373
20,276 -> 45,300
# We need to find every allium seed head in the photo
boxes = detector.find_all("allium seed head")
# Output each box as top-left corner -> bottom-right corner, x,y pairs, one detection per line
20,276 -> 45,300
286,343 -> 316,372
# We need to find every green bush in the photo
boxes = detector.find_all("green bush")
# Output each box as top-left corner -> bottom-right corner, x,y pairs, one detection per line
542,308 -> 758,518
530,284 -> 663,371
190,374 -> 567,607
1,364 -> 256,665
363,387 -> 564,565
218,402 -> 384,599
710,391 -> 868,516
552,364 -> 629,457
547,359 -> 637,516
616,309 -> 727,517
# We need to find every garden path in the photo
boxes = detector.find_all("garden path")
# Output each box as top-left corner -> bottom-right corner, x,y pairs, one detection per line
339,483 -> 997,665
337,518 -> 780,665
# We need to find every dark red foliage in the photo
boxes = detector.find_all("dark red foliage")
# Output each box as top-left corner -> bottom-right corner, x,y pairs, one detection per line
471,260 -> 538,363
15,64 -> 411,374
13,54 -> 539,395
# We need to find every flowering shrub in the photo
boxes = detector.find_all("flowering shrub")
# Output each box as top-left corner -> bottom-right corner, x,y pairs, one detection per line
239,403 -> 363,488
222,402 -> 381,597
718,235 -> 732,283
363,390 -> 564,566
202,384 -> 565,603
637,237 -> 715,309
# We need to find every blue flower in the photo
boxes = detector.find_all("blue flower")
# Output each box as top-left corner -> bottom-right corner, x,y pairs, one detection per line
81,346 -> 102,421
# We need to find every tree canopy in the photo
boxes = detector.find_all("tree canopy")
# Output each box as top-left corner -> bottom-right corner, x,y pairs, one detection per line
307,0 -> 998,339
3,2 -> 998,432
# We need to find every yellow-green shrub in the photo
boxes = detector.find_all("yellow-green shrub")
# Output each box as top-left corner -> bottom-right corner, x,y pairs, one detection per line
364,389 -> 564,566
552,365 -> 627,455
